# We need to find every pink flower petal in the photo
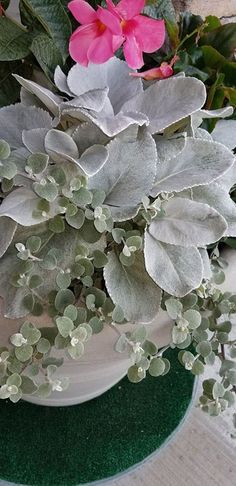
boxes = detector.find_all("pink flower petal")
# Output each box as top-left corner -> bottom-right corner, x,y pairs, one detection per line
123,35 -> 144,69
133,17 -> 165,53
116,0 -> 145,20
106,0 -> 121,19
112,34 -> 125,51
88,30 -> 114,64
69,24 -> 98,66
68,0 -> 97,24
97,6 -> 122,35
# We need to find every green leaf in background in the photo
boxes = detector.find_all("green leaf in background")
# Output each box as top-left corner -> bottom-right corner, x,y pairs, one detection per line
1,0 -> 10,9
0,17 -> 31,61
144,0 -> 176,22
0,61 -> 29,107
21,0 -> 72,62
200,23 -> 236,60
30,33 -> 63,79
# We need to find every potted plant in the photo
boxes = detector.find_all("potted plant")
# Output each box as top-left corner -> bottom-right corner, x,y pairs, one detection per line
0,0 -> 235,418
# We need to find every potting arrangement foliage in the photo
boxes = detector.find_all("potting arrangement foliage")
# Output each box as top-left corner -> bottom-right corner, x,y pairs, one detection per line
0,0 -> 235,422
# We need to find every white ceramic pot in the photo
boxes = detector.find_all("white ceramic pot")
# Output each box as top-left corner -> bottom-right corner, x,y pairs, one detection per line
0,303 -> 172,407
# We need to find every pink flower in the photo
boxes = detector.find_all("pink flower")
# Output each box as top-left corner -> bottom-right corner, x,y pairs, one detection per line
106,0 -> 165,69
130,55 -> 179,80
68,0 -> 122,66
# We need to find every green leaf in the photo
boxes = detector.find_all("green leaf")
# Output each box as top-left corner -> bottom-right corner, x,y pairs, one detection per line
128,365 -> 146,383
191,359 -> 205,376
48,215 -> 65,234
228,370 -> 236,386
0,139 -> 10,159
55,289 -> 75,312
26,236 -> 41,253
130,326 -> 147,344
30,33 -> 63,80
200,23 -> 236,59
172,326 -> 188,345
21,0 -> 71,61
0,161 -> 17,179
65,208 -> 85,229
7,373 -> 22,387
126,236 -> 142,251
144,0 -> 176,22
165,298 -> 183,320
67,341 -> 84,359
196,341 -> 212,358
162,358 -> 171,376
36,338 -> 50,354
89,316 -> 104,334
72,187 -> 93,206
93,250 -> 108,268
112,305 -> 125,324
27,153 -> 49,174
183,309 -> 201,330
21,375 -> 38,394
28,274 -> 43,289
33,180 -> 58,202
212,382 -> 225,399
114,334 -> 127,353
15,344 -> 33,362
142,340 -> 158,356
39,253 -> 57,270
149,357 -> 165,377
56,316 -> 74,338
56,271 -> 71,290
21,322 -> 41,345
64,304 -> 78,322
0,17 -> 31,61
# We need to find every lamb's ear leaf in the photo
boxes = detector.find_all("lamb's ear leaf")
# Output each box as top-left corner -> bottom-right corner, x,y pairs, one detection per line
192,106 -> 233,130
0,217 -> 17,258
0,104 -> 52,149
151,138 -> 234,196
44,129 -> 79,163
122,76 -> 206,134
212,119 -> 236,151
144,232 -> 203,297
61,88 -> 109,113
79,145 -> 108,176
71,123 -> 109,154
63,106 -> 149,138
13,75 -> 61,116
0,188 -> 59,225
88,130 -> 157,220
104,250 -> 162,323
54,65 -> 72,96
154,135 -> 186,163
149,197 -> 227,247
191,183 -> 236,237
22,128 -> 48,153
66,57 -> 143,113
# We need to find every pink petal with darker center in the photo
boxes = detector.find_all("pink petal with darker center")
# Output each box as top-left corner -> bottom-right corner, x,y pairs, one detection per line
69,24 -> 98,66
97,6 -> 122,35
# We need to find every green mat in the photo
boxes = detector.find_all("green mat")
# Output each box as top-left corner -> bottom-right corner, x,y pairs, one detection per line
0,349 -> 195,486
